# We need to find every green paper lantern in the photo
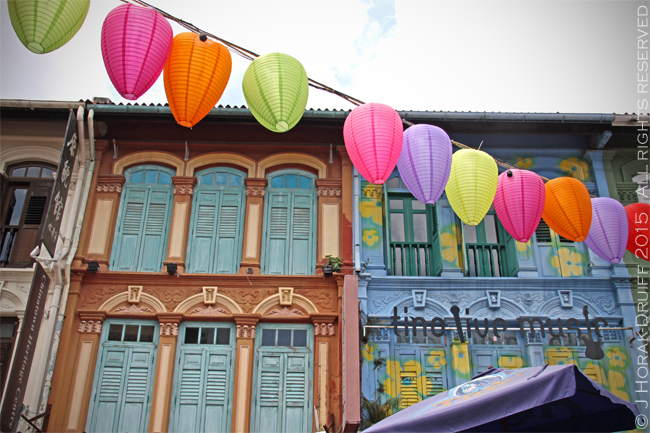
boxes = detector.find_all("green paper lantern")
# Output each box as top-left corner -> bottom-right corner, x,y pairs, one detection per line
242,53 -> 309,133
7,0 -> 90,54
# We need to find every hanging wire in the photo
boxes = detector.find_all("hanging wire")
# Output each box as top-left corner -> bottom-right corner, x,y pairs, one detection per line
123,0 -> 549,181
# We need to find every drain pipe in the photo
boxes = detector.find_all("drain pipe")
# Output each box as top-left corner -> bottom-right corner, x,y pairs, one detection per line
353,167 -> 361,272
36,108 -> 95,425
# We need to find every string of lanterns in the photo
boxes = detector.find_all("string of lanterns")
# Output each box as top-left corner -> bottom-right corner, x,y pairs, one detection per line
7,0 -> 649,263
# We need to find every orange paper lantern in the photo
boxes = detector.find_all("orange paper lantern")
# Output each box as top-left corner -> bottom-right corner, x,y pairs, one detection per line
164,33 -> 232,128
542,177 -> 592,242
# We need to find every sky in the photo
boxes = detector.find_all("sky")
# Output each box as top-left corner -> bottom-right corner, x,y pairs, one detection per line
0,0 -> 647,114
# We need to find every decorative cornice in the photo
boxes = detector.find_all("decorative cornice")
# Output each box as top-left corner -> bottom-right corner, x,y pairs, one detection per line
96,174 -> 125,194
316,179 -> 343,197
317,188 -> 342,196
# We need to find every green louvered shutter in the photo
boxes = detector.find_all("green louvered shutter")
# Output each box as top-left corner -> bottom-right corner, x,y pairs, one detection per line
214,191 -> 243,274
289,192 -> 315,275
139,188 -> 172,272
111,187 -> 148,271
430,204 -> 443,276
501,225 -> 519,277
264,191 -> 291,275
188,191 -> 220,273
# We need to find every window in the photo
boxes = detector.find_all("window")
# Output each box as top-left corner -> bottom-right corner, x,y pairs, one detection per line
186,167 -> 246,274
1,163 -> 55,267
261,170 -> 317,275
463,211 -> 518,277
534,220 -> 585,277
385,175 -> 443,276
110,165 -> 174,272
0,317 -> 18,396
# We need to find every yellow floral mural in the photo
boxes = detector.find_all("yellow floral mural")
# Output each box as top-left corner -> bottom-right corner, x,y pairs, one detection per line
515,158 -> 533,169
582,362 -> 606,385
452,343 -> 471,379
441,224 -> 461,267
363,342 -> 376,362
551,248 -> 583,277
608,370 -> 630,401
559,157 -> 590,181
516,240 -> 531,253
427,350 -> 447,370
497,355 -> 524,369
606,348 -> 627,369
360,198 -> 383,226
383,359 -> 432,407
545,347 -> 577,366
362,229 -> 380,247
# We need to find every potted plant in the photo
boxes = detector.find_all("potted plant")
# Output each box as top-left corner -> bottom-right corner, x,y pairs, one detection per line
323,255 -> 342,275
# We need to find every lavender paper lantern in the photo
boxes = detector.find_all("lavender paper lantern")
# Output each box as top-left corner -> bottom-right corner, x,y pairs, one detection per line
493,169 -> 546,242
584,197 -> 629,264
397,124 -> 452,204
101,4 -> 173,100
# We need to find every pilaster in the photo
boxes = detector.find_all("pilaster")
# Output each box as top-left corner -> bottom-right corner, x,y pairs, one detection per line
316,179 -> 343,270
239,178 -> 267,274
232,314 -> 260,433
150,313 -> 182,433
337,146 -> 354,269
311,314 -> 337,431
164,176 -> 196,273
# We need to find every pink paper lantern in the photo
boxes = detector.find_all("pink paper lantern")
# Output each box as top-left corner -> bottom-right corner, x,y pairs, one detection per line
585,197 -> 629,264
397,124 -> 452,204
101,4 -> 173,100
343,103 -> 403,184
493,169 -> 545,242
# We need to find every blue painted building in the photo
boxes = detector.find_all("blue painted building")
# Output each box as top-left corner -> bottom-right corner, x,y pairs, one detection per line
355,112 -> 648,418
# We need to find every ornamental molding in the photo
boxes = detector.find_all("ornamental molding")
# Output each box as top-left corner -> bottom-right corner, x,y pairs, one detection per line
188,305 -> 228,316
96,183 -> 122,193
173,185 -> 194,195
362,185 -> 383,199
314,323 -> 335,336
78,320 -> 102,334
236,324 -> 256,339
266,306 -> 305,317
113,304 -> 154,314
317,188 -> 342,196
159,323 -> 179,336
246,186 -> 266,197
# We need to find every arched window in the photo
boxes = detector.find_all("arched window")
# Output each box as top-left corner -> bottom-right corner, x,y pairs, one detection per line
262,169 -> 317,275
110,165 -> 174,272
1,162 -> 56,267
186,167 -> 246,274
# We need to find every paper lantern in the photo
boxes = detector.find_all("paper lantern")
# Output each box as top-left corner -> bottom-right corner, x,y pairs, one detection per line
625,203 -> 650,262
397,124 -> 452,204
445,149 -> 498,225
542,177 -> 592,242
164,32 -> 232,128
101,4 -> 173,100
7,0 -> 90,54
343,103 -> 403,184
584,198 -> 628,264
493,169 -> 545,242
242,53 -> 309,133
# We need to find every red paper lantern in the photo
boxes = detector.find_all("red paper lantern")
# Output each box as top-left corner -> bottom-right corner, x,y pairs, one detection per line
625,203 -> 650,262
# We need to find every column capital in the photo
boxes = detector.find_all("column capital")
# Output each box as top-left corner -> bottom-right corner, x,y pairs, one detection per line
78,310 -> 106,334
234,314 -> 261,339
157,312 -> 183,336
245,178 -> 268,197
172,176 -> 197,195
96,174 -> 125,193
316,178 -> 342,196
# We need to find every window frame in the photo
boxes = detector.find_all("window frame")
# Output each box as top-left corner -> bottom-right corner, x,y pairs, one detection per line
462,210 -> 518,277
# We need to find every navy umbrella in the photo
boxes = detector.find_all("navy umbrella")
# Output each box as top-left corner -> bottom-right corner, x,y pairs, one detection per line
364,365 -> 641,432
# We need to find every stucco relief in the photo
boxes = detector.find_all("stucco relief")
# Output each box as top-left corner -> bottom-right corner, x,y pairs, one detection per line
266,306 -> 306,317
155,287 -> 202,311
367,291 -> 409,314
160,323 -> 178,336
187,305 -> 228,316
80,286 -> 122,308
300,289 -> 336,312
113,304 -> 154,314
78,320 -> 102,333
220,288 -> 276,313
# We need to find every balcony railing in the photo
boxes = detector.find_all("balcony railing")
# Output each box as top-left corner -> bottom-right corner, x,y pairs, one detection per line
465,244 -> 505,277
390,242 -> 432,276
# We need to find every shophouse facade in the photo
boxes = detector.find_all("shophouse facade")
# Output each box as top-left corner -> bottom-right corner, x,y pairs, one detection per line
45,102 -> 361,433
356,112 -> 649,415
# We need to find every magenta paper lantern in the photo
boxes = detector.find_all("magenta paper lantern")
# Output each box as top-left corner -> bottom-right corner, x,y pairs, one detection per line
397,124 -> 452,204
101,4 -> 173,100
493,169 -> 546,242
343,103 -> 403,184
585,197 -> 629,264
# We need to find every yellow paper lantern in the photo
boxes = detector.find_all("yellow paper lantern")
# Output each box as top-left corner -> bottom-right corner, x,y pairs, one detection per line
445,149 -> 498,225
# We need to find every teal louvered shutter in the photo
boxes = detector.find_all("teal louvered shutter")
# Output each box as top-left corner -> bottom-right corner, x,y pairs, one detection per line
255,353 -> 283,431
203,350 -> 232,430
289,192 -> 314,275
175,350 -> 203,433
188,191 -> 220,273
111,187 -> 148,271
118,348 -> 156,432
89,347 -> 127,432
283,353 -> 311,433
264,191 -> 291,275
500,224 -> 519,277
430,205 -> 443,277
214,191 -> 243,274
139,188 -> 172,272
